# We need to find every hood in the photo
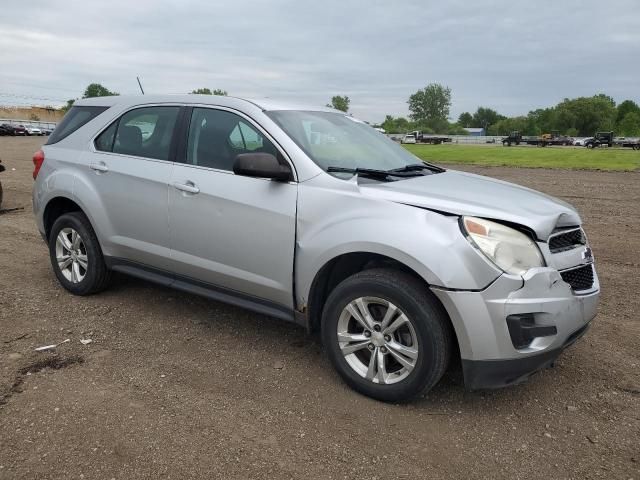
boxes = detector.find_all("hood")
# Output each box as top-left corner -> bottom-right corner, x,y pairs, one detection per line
359,170 -> 581,239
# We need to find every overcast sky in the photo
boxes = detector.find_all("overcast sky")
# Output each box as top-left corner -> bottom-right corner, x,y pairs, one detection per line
1,0 -> 638,122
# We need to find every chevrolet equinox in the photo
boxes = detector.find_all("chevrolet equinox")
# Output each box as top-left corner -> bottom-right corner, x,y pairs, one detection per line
32,95 -> 600,401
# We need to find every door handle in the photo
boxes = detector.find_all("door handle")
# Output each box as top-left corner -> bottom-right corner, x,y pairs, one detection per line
173,181 -> 200,194
90,162 -> 109,173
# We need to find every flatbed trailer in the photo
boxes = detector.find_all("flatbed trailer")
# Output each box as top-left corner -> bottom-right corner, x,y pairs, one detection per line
409,131 -> 451,145
613,138 -> 640,150
621,141 -> 640,150
502,131 -> 573,147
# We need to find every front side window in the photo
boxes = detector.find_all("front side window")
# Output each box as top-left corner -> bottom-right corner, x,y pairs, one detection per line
95,106 -> 179,161
186,108 -> 280,171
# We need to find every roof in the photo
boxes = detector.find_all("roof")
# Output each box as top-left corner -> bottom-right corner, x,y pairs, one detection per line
74,94 -> 338,113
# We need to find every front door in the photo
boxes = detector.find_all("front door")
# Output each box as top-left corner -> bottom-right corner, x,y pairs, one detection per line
168,107 -> 297,308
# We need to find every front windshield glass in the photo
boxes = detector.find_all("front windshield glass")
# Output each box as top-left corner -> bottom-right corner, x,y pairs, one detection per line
266,110 -> 432,174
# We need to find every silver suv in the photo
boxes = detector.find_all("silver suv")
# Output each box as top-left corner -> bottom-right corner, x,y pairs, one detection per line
33,95 -> 599,401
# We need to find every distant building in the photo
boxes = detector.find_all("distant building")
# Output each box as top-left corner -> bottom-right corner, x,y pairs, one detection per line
463,127 -> 485,136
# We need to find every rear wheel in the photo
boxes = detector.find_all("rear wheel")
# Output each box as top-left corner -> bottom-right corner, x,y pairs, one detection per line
322,269 -> 452,402
49,212 -> 111,295
586,142 -> 595,149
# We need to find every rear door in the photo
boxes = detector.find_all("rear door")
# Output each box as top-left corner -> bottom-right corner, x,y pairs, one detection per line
82,105 -> 181,269
168,106 -> 297,308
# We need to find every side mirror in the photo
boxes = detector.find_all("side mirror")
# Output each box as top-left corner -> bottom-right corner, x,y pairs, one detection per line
233,153 -> 292,181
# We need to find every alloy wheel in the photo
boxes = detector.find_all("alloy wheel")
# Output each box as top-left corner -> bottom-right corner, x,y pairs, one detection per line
55,228 -> 88,283
337,296 -> 419,385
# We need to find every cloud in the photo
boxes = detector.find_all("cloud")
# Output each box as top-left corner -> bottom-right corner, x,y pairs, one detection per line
0,0 -> 638,122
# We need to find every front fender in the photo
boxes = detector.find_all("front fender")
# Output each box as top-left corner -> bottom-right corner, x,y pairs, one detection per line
295,180 -> 501,307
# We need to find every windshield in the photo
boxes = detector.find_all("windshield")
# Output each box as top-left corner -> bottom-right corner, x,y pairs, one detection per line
266,110 -> 434,175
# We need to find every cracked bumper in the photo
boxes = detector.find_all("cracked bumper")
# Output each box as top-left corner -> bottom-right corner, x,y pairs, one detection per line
431,266 -> 599,389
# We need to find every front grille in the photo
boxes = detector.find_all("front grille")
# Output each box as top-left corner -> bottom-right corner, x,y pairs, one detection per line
560,264 -> 594,291
549,228 -> 586,253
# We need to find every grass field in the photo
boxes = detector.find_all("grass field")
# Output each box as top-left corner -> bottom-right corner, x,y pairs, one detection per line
403,144 -> 640,171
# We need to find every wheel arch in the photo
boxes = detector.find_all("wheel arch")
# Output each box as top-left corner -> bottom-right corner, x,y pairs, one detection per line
43,196 -> 84,240
305,251 -> 462,376
305,251 -> 450,333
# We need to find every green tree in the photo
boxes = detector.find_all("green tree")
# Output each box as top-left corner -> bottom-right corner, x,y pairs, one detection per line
380,115 -> 411,133
457,112 -> 473,127
617,112 -> 640,136
414,117 -> 449,134
488,116 -> 529,136
61,99 -> 75,113
327,95 -> 350,112
447,123 -> 469,135
472,107 -> 505,127
527,107 -> 556,134
407,83 -> 451,124
471,107 -> 504,130
191,88 -> 227,95
83,83 -> 118,98
29,113 -> 40,121
616,100 -> 640,124
553,94 -> 616,135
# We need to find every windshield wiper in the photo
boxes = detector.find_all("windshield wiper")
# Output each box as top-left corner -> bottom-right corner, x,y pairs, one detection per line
388,162 -> 445,174
326,166 -> 423,180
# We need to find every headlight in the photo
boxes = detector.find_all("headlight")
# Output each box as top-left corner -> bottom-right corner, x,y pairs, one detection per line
461,216 -> 544,275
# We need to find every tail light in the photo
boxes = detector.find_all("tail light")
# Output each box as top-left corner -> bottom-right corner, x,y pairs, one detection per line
33,150 -> 45,179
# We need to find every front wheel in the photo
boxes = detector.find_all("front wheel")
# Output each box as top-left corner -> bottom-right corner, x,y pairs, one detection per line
48,212 -> 111,295
322,269 -> 452,402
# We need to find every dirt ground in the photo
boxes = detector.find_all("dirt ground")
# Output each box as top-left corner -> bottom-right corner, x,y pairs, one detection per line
1,137 -> 638,480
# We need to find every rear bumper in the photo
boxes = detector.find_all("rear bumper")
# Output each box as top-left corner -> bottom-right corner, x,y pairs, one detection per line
431,266 -> 599,389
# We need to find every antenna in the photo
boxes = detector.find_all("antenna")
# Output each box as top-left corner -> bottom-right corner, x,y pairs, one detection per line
136,76 -> 145,95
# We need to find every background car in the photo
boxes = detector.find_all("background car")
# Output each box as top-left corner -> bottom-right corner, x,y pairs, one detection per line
573,137 -> 591,146
0,124 -> 14,136
401,133 -> 417,144
26,126 -> 43,136
12,125 -> 27,136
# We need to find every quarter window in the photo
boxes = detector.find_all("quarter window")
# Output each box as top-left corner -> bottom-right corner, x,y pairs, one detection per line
186,108 -> 280,171
95,106 -> 180,161
46,106 -> 109,145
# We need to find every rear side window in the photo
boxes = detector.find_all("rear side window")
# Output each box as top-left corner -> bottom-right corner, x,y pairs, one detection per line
95,106 -> 180,161
46,106 -> 109,144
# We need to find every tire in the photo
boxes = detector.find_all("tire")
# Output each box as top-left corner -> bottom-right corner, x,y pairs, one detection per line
586,143 -> 594,149
321,268 -> 453,402
48,212 -> 111,295
633,144 -> 640,151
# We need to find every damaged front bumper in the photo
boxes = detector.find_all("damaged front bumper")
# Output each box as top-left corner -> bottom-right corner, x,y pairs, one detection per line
431,266 -> 599,389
